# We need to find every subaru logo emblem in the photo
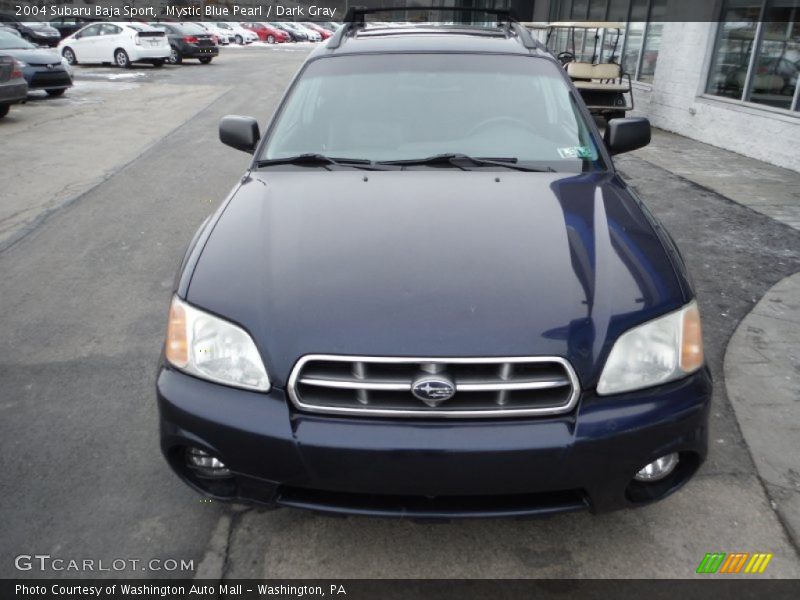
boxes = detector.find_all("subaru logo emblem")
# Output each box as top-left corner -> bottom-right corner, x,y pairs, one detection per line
411,376 -> 456,407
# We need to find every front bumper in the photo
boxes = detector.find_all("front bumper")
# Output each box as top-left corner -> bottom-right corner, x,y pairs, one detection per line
23,67 -> 72,90
158,367 -> 711,518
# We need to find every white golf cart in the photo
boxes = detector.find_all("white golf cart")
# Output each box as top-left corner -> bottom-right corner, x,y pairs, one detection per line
542,21 -> 634,121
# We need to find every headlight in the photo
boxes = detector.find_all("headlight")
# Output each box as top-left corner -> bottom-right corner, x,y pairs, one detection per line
164,295 -> 270,392
13,59 -> 27,68
597,300 -> 704,395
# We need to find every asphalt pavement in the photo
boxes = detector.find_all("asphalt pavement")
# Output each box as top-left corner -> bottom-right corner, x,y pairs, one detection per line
0,45 -> 798,580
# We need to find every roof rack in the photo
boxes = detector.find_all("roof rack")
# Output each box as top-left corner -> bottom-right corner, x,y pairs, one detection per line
328,5 -> 541,51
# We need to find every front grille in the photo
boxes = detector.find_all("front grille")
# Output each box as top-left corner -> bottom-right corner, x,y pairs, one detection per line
29,70 -> 71,89
287,355 -> 580,418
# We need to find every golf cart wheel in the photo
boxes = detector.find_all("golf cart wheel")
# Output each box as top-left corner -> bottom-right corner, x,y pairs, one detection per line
199,57 -> 213,64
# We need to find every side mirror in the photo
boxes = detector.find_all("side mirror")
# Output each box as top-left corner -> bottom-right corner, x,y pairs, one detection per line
604,117 -> 651,155
219,115 -> 260,154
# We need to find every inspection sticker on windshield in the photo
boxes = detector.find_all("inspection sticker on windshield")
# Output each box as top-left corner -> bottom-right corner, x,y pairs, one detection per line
558,146 -> 594,159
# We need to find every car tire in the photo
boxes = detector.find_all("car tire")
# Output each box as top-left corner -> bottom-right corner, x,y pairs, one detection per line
0,104 -> 9,119
46,89 -> 66,97
235,35 -> 243,45
267,35 -> 275,44
62,47 -> 77,65
114,49 -> 130,69
199,57 -> 213,64
152,59 -> 164,68
167,47 -> 182,65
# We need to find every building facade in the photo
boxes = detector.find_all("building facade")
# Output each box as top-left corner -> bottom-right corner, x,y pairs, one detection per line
532,0 -> 800,171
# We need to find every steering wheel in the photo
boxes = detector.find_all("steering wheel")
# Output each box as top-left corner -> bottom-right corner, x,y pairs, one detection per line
557,51 -> 576,66
465,116 -> 539,138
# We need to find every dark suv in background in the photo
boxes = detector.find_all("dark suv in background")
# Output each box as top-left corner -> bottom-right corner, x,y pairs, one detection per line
157,9 -> 711,519
0,14 -> 61,46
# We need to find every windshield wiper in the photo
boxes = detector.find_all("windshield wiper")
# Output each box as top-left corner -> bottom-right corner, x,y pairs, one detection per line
255,153 -> 385,170
377,153 -> 556,172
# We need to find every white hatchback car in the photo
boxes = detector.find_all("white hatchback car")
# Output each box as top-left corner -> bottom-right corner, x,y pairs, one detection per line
194,23 -> 231,45
216,22 -> 257,45
58,22 -> 171,68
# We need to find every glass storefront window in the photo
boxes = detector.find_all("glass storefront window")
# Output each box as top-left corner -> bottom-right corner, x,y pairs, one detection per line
572,0 -> 590,19
706,2 -> 766,99
638,0 -> 667,82
607,0 -> 632,21
746,2 -> 800,109
600,28 -> 626,63
706,0 -> 799,112
622,23 -> 645,75
589,0 -> 608,19
622,0 -> 649,75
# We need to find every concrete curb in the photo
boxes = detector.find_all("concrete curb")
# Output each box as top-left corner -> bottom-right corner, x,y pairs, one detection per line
724,272 -> 800,551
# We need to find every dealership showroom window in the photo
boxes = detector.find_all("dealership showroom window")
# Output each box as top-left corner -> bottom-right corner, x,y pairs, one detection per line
537,0 -> 799,170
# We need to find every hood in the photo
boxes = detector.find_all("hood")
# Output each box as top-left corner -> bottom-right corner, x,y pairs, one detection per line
186,171 -> 687,388
8,47 -> 62,65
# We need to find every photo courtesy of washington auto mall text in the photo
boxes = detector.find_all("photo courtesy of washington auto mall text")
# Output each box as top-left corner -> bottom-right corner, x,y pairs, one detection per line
13,583 -> 347,598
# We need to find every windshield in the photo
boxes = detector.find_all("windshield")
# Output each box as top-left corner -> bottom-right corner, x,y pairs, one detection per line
261,54 -> 603,171
0,30 -> 34,48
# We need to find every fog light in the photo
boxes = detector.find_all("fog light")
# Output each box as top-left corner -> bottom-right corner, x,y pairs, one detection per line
634,453 -> 679,482
186,447 -> 231,478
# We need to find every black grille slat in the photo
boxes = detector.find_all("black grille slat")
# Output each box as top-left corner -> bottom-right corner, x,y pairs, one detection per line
276,486 -> 589,518
29,71 -> 71,88
289,356 -> 579,418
